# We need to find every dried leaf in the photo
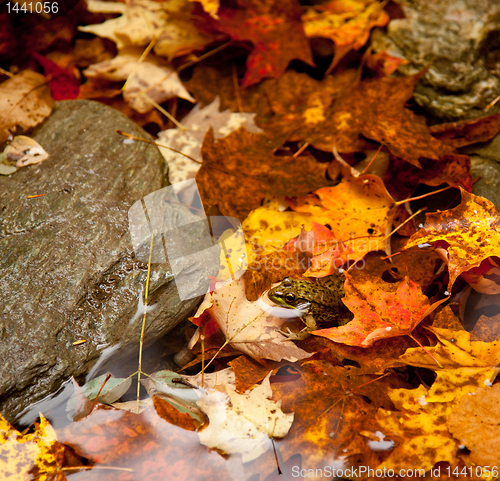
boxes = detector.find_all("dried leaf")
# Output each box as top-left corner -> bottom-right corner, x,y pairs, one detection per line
0,70 -> 54,144
83,47 -> 194,113
302,0 -> 389,68
4,135 -> 49,167
158,96 -> 262,184
198,0 -> 314,86
80,0 -> 216,58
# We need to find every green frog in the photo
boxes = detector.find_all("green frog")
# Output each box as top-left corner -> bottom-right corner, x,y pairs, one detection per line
267,273 -> 353,339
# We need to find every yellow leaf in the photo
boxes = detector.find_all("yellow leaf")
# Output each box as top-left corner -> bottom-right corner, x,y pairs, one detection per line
289,176 -> 395,261
0,413 -> 63,481
242,199 -> 314,257
190,0 -> 219,18
373,386 -> 459,472
405,189 -> 500,290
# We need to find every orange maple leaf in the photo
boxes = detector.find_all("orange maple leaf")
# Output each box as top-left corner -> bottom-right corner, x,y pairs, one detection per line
313,272 -> 444,347
405,188 -> 500,291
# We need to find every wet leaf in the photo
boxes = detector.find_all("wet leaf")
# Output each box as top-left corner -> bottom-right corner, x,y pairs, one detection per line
60,406 -> 233,480
197,127 -> 331,221
288,175 -> 396,262
190,274 -> 312,362
313,273 -> 443,347
197,373 -> 294,462
0,413 -> 65,481
312,73 -> 455,166
405,188 -> 500,290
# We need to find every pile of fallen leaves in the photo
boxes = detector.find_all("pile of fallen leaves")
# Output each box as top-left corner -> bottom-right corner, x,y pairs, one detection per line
2,0 -> 500,479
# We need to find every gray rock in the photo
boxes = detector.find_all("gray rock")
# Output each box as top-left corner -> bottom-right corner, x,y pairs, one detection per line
461,133 -> 500,210
372,0 -> 500,120
470,155 -> 500,211
0,100 -> 219,421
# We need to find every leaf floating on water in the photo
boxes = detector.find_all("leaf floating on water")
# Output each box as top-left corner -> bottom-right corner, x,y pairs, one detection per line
197,373 -> 294,462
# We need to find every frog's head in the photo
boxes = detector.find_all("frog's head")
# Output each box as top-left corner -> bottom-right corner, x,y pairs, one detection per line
267,277 -> 312,312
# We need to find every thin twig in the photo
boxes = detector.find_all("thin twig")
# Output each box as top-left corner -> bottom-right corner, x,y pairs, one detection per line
137,233 -> 154,414
116,129 -> 202,164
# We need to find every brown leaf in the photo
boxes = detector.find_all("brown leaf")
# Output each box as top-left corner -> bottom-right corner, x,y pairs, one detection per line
430,113 -> 500,148
448,383 -> 500,467
197,0 -> 314,86
197,127 -> 331,220
471,314 -> 500,343
0,70 -> 54,144
190,275 -> 312,362
312,73 -> 455,166
384,153 -> 472,200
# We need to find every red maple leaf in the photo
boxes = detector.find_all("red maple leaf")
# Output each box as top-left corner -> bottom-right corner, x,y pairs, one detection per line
197,0 -> 314,86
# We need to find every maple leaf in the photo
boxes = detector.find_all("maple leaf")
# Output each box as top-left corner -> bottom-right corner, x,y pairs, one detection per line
80,0 -> 217,59
0,70 -> 54,144
368,385 -> 460,472
398,323 -> 500,384
405,188 -> 500,290
311,72 -> 455,167
270,360 -> 383,472
284,222 -> 352,276
189,274 -> 311,362
0,413 -> 65,480
197,373 -> 294,462
83,47 -> 194,113
448,383 -> 500,467
261,69 -> 359,145
302,0 -> 389,69
197,127 -> 331,221
197,0 -> 314,86
32,53 -> 80,101
384,153 -> 472,200
430,113 -> 500,148
158,96 -> 262,185
313,272 -> 443,347
288,175 -> 396,262
60,405 -> 234,480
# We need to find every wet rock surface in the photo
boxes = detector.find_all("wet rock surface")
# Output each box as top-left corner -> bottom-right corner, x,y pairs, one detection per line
0,100 -> 218,421
372,0 -> 500,120
462,133 -> 500,210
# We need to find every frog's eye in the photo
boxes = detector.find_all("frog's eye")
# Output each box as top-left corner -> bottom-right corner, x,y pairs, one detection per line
285,293 -> 296,303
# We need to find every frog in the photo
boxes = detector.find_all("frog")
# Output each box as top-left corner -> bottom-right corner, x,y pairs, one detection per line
267,273 -> 353,339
